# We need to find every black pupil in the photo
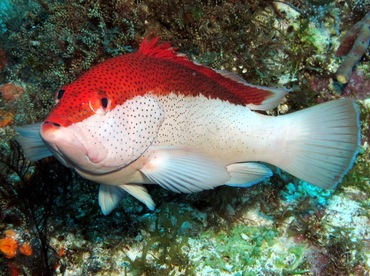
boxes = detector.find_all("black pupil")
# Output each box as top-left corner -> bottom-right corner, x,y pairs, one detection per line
57,90 -> 65,99
101,98 -> 108,108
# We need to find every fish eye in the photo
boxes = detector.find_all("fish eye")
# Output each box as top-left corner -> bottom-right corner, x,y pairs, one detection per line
101,98 -> 108,109
55,89 -> 65,103
89,97 -> 111,115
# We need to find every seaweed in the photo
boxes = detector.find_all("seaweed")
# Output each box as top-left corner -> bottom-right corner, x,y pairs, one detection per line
124,203 -> 196,275
318,231 -> 369,274
0,140 -> 70,275
198,224 -> 278,273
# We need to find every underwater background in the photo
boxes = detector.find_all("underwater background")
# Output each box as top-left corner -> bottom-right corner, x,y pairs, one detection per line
0,0 -> 369,275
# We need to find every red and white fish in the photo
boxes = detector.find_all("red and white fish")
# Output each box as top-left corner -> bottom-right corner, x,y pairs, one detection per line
16,37 -> 360,215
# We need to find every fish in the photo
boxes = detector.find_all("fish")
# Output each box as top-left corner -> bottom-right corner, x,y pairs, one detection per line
15,37 -> 361,215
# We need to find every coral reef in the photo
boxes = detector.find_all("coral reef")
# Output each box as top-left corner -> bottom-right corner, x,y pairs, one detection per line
0,0 -> 369,275
342,69 -> 370,100
0,232 -> 18,259
19,242 -> 32,256
0,83 -> 23,102
0,229 -> 33,259
335,11 -> 370,84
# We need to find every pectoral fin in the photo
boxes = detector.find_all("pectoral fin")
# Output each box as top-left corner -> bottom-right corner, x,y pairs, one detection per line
225,162 -> 272,187
140,147 -> 230,193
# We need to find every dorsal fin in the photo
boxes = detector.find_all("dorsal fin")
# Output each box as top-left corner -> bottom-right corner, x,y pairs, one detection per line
138,37 -> 287,110
138,37 -> 189,62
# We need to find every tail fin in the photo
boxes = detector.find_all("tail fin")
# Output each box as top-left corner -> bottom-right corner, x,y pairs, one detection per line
276,99 -> 360,189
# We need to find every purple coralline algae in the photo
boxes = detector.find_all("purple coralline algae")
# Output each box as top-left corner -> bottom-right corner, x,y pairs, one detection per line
343,69 -> 370,100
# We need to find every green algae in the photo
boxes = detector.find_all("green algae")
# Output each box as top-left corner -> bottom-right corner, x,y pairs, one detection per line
123,203 -> 196,275
198,225 -> 278,272
274,245 -> 306,271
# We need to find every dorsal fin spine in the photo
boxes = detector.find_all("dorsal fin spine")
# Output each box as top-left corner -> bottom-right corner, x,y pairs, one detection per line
138,37 -> 190,62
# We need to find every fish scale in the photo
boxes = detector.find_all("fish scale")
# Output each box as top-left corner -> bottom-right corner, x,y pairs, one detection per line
15,37 -> 360,215
153,93 -> 282,164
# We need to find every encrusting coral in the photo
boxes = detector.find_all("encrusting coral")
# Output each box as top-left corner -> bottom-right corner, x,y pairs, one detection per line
19,242 -> 32,256
0,230 -> 18,259
0,237 -> 18,259
0,229 -> 33,259
0,83 -> 23,102
335,11 -> 370,84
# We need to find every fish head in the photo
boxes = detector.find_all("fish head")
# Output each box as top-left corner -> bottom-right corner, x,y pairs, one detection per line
40,80 -> 165,174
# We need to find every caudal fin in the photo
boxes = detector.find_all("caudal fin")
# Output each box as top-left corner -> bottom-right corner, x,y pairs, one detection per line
276,99 -> 360,189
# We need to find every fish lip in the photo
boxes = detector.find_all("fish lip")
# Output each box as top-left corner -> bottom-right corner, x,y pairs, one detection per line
41,121 -> 115,175
40,122 -> 91,165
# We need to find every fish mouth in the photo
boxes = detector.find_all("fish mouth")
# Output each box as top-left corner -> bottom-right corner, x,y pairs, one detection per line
40,121 -> 108,172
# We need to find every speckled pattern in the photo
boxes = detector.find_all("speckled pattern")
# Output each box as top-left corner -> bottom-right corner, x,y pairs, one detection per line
44,38 -> 276,127
34,36 -> 360,215
1,1 -> 370,274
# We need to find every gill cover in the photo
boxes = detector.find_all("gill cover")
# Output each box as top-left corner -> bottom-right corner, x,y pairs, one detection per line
70,95 -> 165,173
